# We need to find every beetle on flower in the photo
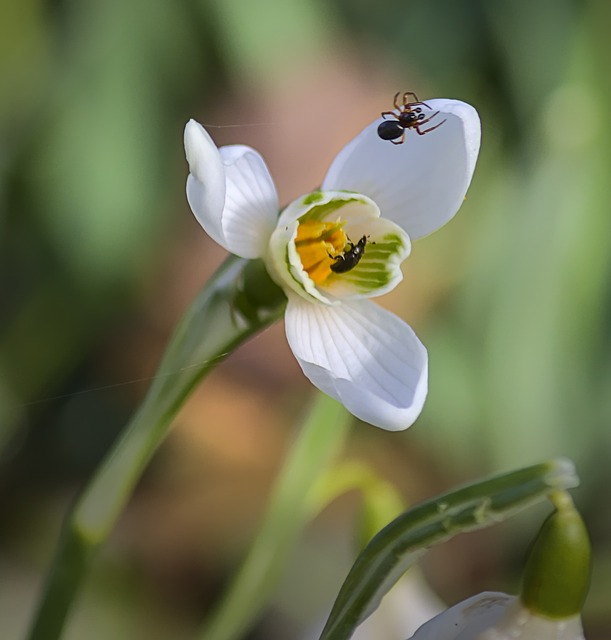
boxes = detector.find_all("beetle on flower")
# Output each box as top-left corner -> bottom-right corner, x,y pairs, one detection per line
184,98 -> 481,431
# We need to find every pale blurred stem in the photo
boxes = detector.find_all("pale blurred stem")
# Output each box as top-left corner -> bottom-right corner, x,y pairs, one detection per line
27,255 -> 287,640
199,394 -> 352,640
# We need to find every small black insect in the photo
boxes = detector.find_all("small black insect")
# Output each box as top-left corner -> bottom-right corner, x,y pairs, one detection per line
377,91 -> 446,145
329,236 -> 368,274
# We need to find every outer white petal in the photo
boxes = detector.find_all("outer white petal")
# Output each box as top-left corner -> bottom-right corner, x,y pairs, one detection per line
185,119 -> 227,248
407,593 -> 586,640
185,120 -> 279,258
284,296 -> 428,431
407,593 -> 514,640
219,145 -> 279,258
322,99 -> 481,240
477,601 -> 586,640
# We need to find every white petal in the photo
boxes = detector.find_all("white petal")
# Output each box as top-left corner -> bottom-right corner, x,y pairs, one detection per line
407,593 -> 586,640
408,593 -> 514,640
185,121 -> 279,258
322,99 -> 481,240
185,120 -> 227,249
477,601 -> 586,640
284,296 -> 428,431
219,145 -> 279,258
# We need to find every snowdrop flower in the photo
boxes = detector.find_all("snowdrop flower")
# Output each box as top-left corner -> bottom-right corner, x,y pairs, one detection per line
407,493 -> 590,640
184,99 -> 480,430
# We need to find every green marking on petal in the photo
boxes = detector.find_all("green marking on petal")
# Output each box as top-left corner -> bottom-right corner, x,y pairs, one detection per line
299,197 -> 362,224
364,247 -> 395,257
345,273 -> 388,284
348,265 -> 387,273
324,231 -> 408,294
302,191 -> 325,205
341,273 -> 390,288
373,234 -> 407,251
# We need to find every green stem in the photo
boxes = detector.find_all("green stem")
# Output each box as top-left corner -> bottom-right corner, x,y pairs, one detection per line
26,256 -> 286,640
198,394 -> 351,640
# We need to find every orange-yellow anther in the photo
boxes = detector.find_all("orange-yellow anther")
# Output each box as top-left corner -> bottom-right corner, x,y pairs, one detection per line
295,220 -> 347,284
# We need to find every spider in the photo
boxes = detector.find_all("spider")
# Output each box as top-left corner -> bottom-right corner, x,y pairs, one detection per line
377,91 -> 447,145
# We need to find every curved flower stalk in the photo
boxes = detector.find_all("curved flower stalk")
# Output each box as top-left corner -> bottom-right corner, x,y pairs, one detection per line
185,100 -> 480,429
407,492 -> 591,640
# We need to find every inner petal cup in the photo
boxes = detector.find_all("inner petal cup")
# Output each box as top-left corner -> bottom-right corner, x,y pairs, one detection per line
267,192 -> 383,304
267,191 -> 410,304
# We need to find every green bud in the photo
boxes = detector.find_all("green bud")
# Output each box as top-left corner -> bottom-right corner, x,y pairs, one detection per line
521,491 -> 591,618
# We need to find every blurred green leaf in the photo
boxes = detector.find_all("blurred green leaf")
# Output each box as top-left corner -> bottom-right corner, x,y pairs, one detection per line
27,0 -> 202,284
209,0 -> 333,85
198,394 -> 351,640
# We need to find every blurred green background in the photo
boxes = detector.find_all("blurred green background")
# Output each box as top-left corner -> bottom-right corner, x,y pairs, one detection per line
1,0 -> 610,638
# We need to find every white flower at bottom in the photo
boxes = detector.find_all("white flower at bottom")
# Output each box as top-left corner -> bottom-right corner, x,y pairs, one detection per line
184,99 -> 480,430
407,592 -> 586,640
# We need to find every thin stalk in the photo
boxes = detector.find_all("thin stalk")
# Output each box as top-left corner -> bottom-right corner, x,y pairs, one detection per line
26,256 -> 286,640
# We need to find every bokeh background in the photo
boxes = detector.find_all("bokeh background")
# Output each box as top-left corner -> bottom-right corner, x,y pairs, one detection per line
1,0 -> 610,637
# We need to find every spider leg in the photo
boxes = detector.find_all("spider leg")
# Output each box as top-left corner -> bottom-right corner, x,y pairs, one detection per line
402,91 -> 420,105
393,92 -> 402,110
415,119 -> 447,135
402,92 -> 432,110
391,130 -> 406,145
381,110 -> 398,120
415,111 -> 441,125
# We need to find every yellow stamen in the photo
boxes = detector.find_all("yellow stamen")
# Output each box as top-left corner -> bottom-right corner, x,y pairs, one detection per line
295,220 -> 347,284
